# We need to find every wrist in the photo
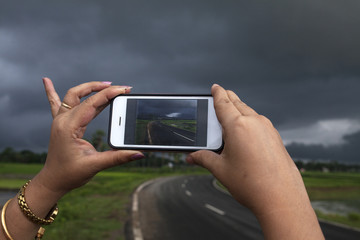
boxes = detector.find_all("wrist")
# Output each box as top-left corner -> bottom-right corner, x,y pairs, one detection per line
255,202 -> 324,240
249,180 -> 324,239
4,176 -> 65,240
30,171 -> 67,205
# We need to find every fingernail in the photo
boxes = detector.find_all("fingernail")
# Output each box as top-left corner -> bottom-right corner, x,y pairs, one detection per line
212,84 -> 220,88
102,81 -> 112,85
186,155 -> 194,164
120,85 -> 133,89
131,153 -> 145,160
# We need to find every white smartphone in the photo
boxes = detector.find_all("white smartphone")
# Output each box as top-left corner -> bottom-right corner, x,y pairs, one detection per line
108,94 -> 223,152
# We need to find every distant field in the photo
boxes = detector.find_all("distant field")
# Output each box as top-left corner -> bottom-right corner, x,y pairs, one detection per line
1,163 -> 359,236
302,172 -> 360,228
0,163 -> 42,175
302,172 -> 360,200
161,119 -> 196,132
0,163 -> 208,240
135,119 -> 150,144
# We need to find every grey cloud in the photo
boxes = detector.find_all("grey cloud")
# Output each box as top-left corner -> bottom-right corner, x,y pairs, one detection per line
286,130 -> 360,163
0,0 -> 359,153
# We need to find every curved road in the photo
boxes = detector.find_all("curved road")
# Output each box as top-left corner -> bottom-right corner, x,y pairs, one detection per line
134,175 -> 263,240
131,175 -> 360,240
147,121 -> 196,146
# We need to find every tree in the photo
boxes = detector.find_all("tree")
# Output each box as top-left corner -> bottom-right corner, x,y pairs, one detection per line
0,147 -> 16,162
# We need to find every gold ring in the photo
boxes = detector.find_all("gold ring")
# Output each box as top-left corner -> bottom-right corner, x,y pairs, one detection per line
61,102 -> 72,109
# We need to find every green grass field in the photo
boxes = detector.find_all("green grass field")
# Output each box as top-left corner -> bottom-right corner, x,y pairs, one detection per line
301,172 -> 360,228
0,163 -> 208,240
135,119 -> 150,144
1,163 -> 359,238
160,119 -> 196,133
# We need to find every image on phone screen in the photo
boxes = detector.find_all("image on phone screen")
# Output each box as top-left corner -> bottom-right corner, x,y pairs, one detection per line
124,99 -> 208,147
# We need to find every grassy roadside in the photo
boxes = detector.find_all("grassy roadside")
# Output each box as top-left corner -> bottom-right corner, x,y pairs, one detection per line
302,172 -> 360,229
1,163 -> 360,236
0,163 -> 208,240
215,171 -> 360,229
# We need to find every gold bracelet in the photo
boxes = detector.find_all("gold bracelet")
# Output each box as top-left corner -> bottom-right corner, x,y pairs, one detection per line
36,226 -> 45,240
1,198 -> 46,240
17,180 -> 59,225
1,199 -> 14,240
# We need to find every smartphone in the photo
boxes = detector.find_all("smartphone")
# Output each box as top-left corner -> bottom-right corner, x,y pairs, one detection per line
108,94 -> 223,151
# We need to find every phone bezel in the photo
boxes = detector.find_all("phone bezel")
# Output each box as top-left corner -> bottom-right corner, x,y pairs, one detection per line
108,94 -> 223,152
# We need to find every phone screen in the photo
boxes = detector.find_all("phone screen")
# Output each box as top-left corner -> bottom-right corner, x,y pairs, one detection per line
123,99 -> 208,147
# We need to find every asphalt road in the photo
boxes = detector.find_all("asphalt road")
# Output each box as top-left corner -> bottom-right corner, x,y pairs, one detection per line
147,121 -> 196,146
133,175 -> 360,240
136,175 -> 263,240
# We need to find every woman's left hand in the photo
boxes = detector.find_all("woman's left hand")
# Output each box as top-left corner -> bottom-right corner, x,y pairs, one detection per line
38,78 -> 144,196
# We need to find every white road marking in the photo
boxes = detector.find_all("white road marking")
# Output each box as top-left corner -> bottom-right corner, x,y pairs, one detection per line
132,180 -> 155,240
172,131 -> 195,142
185,190 -> 192,196
205,204 -> 225,216
147,122 -> 153,145
212,178 -> 231,196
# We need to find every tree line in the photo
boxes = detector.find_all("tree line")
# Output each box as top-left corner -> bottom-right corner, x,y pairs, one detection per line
0,147 -> 47,164
1,146 -> 360,172
1,130 -> 359,172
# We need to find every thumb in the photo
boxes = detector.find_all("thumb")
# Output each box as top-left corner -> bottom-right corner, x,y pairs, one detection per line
91,150 -> 145,171
186,150 -> 222,173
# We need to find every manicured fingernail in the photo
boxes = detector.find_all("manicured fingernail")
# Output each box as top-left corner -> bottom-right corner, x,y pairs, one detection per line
120,85 -> 133,89
131,153 -> 145,160
186,155 -> 194,164
102,81 -> 112,85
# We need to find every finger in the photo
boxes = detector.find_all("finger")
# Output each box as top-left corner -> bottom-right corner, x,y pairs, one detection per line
211,84 -> 243,128
226,90 -> 258,116
186,150 -> 222,173
90,150 -> 145,172
42,77 -> 61,118
71,86 -> 129,128
58,81 -> 114,114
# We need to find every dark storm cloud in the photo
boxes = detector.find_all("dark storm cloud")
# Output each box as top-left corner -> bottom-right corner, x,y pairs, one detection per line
137,99 -> 196,120
0,0 -> 360,155
287,131 -> 360,163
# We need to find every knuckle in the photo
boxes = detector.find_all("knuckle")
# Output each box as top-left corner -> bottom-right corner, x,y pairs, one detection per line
49,98 -> 57,106
215,96 -> 230,105
226,90 -> 233,95
257,115 -> 273,126
232,98 -> 245,107
66,88 -> 76,96
83,96 -> 95,106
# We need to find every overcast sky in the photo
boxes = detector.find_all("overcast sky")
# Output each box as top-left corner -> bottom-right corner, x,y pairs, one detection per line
1,1 -> 359,162
137,99 -> 197,119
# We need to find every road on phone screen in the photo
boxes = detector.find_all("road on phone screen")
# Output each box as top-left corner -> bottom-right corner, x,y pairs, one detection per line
146,121 -> 196,146
130,175 -> 360,240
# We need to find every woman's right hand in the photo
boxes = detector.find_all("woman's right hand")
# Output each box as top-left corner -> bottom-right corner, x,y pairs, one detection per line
187,84 -> 324,239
